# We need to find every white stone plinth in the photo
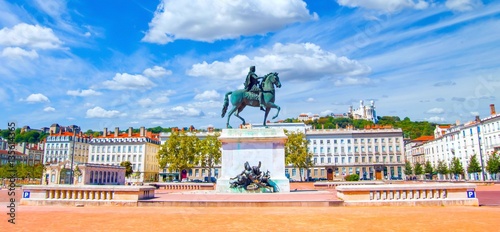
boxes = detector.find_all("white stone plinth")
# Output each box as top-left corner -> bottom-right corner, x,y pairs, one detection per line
216,128 -> 290,193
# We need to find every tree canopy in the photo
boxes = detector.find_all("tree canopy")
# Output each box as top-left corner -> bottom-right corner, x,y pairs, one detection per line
436,160 -> 449,175
157,131 -> 199,173
414,162 -> 424,176
284,130 -> 313,181
486,152 -> 500,179
198,133 -> 222,182
467,154 -> 482,174
450,157 -> 464,177
424,161 -> 434,175
404,161 -> 413,176
120,161 -> 133,177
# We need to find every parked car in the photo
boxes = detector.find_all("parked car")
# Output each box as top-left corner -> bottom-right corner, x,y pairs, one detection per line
190,179 -> 203,183
204,176 -> 217,182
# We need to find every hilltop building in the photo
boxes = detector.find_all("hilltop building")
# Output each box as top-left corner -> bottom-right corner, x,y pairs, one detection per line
348,100 -> 378,123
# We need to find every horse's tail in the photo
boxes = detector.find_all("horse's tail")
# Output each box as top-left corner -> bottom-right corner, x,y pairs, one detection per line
221,91 -> 232,118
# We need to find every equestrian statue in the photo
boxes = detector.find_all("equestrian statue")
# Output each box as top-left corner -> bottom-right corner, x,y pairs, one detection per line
221,66 -> 282,128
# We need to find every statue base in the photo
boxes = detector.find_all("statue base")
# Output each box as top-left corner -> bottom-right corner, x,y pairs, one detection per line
216,128 -> 290,193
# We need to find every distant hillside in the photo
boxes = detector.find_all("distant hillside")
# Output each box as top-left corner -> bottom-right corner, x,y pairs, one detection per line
283,115 -> 436,139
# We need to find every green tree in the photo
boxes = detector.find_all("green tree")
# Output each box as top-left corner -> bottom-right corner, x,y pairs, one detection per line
16,163 -> 30,179
424,161 -> 434,179
467,154 -> 482,180
157,131 -> 199,179
449,157 -> 464,180
32,163 -> 45,179
404,161 -> 413,176
0,165 -> 9,178
414,162 -> 424,177
284,131 -> 313,182
198,133 -> 222,182
436,160 -> 449,179
486,152 -> 500,180
120,161 -> 134,178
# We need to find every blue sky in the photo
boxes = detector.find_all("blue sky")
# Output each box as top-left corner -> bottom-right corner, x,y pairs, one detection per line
1,0 -> 499,130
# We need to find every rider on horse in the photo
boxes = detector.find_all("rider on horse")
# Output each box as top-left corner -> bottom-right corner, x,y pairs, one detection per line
244,66 -> 265,111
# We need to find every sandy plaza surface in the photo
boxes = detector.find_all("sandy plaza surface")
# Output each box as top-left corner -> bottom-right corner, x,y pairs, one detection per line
1,183 -> 499,232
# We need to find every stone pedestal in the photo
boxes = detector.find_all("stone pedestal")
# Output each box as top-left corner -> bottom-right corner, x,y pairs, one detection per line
216,128 -> 290,193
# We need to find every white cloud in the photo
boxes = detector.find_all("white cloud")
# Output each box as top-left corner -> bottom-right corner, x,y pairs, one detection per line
307,98 -> 315,102
1,47 -> 38,59
101,73 -> 156,90
320,110 -> 333,116
427,116 -> 446,122
188,43 -> 371,81
43,106 -> 55,112
0,23 -> 62,49
142,0 -> 317,44
67,89 -> 102,97
23,93 -> 49,103
138,98 -> 154,107
470,111 -> 479,116
426,107 -> 445,114
84,32 -> 91,37
33,0 -> 67,19
334,77 -> 373,86
83,102 -> 94,108
143,66 -> 172,78
171,106 -> 204,117
86,106 -> 126,118
445,0 -> 482,12
337,0 -> 429,12
194,90 -> 220,101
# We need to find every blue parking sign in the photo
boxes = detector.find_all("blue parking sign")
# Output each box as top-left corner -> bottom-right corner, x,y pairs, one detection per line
23,191 -> 30,198
466,190 -> 475,198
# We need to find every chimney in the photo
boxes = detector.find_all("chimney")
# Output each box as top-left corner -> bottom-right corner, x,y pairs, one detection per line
140,126 -> 145,137
103,128 -> 108,137
128,127 -> 133,137
455,120 -> 460,126
114,127 -> 119,137
490,104 -> 496,115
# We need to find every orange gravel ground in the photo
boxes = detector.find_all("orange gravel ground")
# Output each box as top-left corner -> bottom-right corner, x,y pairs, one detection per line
1,183 -> 499,232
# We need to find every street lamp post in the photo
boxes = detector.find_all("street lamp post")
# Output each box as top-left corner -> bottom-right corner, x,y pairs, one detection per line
477,124 -> 487,181
69,132 -> 76,184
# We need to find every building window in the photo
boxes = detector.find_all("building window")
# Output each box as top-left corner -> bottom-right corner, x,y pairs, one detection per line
195,169 -> 199,177
320,157 -> 324,163
327,157 -> 331,163
314,158 -> 317,164
321,169 -> 325,176
335,157 -> 338,163
292,169 -> 296,176
314,169 -> 318,176
202,169 -> 206,176
91,155 -> 94,162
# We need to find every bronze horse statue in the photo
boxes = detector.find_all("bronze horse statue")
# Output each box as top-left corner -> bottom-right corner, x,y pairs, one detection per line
221,72 -> 282,128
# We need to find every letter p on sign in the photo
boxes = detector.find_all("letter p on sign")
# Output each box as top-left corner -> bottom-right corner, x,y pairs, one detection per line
467,190 -> 475,198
